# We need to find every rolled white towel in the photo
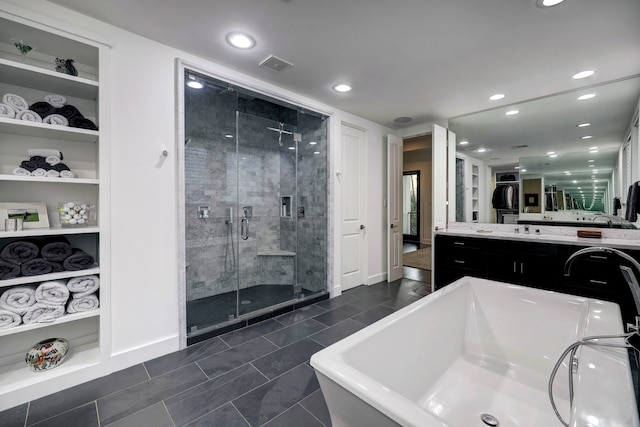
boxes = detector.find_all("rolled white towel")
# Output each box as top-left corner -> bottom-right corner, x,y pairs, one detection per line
13,167 -> 31,176
45,156 -> 61,166
16,109 -> 42,123
66,275 -> 100,297
46,170 -> 60,178
44,94 -> 67,108
35,281 -> 70,306
43,114 -> 69,126
0,285 -> 36,316
27,149 -> 63,159
66,293 -> 99,314
2,94 -> 28,111
22,303 -> 65,324
0,102 -> 16,118
0,309 -> 21,330
31,168 -> 46,177
60,170 -> 75,178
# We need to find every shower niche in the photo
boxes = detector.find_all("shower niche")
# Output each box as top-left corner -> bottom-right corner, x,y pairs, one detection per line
182,69 -> 329,343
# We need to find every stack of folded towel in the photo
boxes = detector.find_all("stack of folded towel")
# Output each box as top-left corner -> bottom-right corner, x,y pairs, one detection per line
13,149 -> 76,178
0,237 -> 95,279
0,275 -> 100,329
0,93 -> 98,130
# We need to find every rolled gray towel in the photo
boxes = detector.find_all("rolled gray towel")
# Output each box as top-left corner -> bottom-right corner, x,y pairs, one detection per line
63,249 -> 95,271
0,241 -> 39,265
0,260 -> 21,280
41,237 -> 72,262
21,258 -> 54,276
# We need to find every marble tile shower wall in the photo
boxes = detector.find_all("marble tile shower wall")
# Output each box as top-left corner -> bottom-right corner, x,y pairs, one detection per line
184,83 -> 327,304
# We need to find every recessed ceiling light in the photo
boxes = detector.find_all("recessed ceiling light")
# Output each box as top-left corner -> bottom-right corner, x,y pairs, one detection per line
515,166 -> 520,169
547,151 -> 555,155
577,123 -> 591,127
313,151 -> 320,155
589,165 -> 595,168
572,70 -> 596,80
581,135 -> 593,139
549,154 -> 558,158
589,146 -> 598,150
564,170 -> 570,174
572,180 -> 577,184
577,93 -> 596,101
489,94 -> 505,101
459,140 -> 469,145
394,116 -> 412,123
505,110 -> 519,116
187,80 -> 203,89
224,134 -> 234,138
309,141 -> 317,145
333,84 -> 352,93
520,168 -> 527,172
477,148 -> 487,153
590,150 -> 598,154
288,146 -> 295,150
588,159 -> 594,162
536,0 -> 565,7
226,32 -> 256,49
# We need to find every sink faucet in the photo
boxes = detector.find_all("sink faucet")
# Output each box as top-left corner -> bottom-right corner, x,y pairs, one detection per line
592,214 -> 612,226
564,246 -> 640,331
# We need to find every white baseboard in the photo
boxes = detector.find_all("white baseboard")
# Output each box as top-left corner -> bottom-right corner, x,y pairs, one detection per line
108,335 -> 179,371
368,273 -> 387,285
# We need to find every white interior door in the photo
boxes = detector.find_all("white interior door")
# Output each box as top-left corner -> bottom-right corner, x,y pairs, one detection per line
387,134 -> 403,282
341,124 -> 367,291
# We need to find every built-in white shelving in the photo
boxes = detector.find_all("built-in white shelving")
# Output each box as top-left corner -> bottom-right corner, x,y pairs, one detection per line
0,8 -> 108,410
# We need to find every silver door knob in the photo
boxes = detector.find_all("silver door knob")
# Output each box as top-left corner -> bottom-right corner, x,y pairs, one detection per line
360,224 -> 366,230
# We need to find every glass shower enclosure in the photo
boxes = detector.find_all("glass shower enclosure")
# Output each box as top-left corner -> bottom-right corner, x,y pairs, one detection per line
183,70 -> 328,342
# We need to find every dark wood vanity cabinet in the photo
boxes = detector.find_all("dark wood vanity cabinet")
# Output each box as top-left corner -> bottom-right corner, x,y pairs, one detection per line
434,234 -> 640,325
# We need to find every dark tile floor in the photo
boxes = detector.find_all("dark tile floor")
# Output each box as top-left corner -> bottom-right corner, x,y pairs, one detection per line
1,278 -> 431,427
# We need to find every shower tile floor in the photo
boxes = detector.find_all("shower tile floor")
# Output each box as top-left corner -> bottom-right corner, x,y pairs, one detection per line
187,285 -> 317,333
2,278 -> 431,427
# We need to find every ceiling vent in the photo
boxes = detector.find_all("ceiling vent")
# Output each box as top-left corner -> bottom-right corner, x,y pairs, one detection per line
511,144 -> 529,149
259,55 -> 293,72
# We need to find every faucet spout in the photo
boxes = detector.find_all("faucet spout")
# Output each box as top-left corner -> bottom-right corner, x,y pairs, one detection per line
564,246 -> 640,327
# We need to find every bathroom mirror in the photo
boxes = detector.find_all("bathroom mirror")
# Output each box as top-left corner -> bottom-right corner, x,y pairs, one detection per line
449,75 -> 640,227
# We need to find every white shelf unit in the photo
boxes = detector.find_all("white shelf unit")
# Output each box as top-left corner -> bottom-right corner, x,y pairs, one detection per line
471,165 -> 479,222
0,9 -> 109,410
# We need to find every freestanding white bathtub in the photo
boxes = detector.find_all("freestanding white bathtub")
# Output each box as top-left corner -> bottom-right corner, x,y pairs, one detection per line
310,277 -> 639,427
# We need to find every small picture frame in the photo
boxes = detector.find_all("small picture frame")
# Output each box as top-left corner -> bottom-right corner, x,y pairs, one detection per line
0,202 -> 50,230
524,193 -> 539,207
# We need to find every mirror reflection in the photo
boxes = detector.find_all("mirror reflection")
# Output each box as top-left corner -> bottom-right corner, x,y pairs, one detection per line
449,75 -> 640,229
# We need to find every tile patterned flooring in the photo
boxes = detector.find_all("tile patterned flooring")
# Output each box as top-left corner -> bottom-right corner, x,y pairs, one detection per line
2,278 -> 431,427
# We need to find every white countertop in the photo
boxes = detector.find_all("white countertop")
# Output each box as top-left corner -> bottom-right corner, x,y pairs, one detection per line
437,224 -> 640,250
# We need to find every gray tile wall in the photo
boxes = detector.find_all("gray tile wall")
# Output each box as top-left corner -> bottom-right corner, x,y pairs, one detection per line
184,77 -> 327,303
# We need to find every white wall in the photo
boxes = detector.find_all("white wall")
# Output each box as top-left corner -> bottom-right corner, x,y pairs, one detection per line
3,0 -> 395,385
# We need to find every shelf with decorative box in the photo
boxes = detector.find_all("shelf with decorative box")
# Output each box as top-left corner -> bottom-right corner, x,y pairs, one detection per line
0,7 -> 109,410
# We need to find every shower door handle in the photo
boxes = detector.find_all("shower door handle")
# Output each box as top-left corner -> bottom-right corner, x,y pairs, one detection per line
241,218 -> 249,240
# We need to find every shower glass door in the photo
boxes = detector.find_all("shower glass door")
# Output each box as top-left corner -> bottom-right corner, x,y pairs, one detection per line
235,113 -> 300,318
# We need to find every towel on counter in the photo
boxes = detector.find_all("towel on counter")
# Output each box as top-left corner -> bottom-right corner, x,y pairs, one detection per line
35,281 -> 70,306
60,170 -> 75,178
53,163 -> 70,172
41,237 -> 72,262
31,168 -> 47,177
43,114 -> 69,126
0,309 -> 21,330
16,109 -> 42,123
66,275 -> 100,297
29,102 -> 56,119
29,155 -> 49,168
2,94 -> 28,111
45,156 -> 61,166
66,293 -> 99,314
22,303 -> 65,324
46,170 -> 60,178
20,160 -> 38,172
13,167 -> 31,176
44,94 -> 66,108
56,105 -> 82,120
63,249 -> 95,271
21,258 -> 54,276
0,285 -> 36,315
0,240 -> 39,265
0,102 -> 16,118
0,260 -> 21,280
69,116 -> 98,131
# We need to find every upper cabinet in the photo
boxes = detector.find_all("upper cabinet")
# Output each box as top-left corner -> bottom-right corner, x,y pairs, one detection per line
0,7 -> 110,411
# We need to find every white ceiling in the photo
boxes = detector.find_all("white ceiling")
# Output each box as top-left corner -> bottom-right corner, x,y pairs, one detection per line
46,0 -> 640,131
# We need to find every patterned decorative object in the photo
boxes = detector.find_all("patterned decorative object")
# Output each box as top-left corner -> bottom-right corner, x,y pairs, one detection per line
54,58 -> 78,76
25,338 -> 69,371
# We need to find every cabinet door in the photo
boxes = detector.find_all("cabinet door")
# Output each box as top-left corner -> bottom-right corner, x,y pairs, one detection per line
434,235 -> 484,289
